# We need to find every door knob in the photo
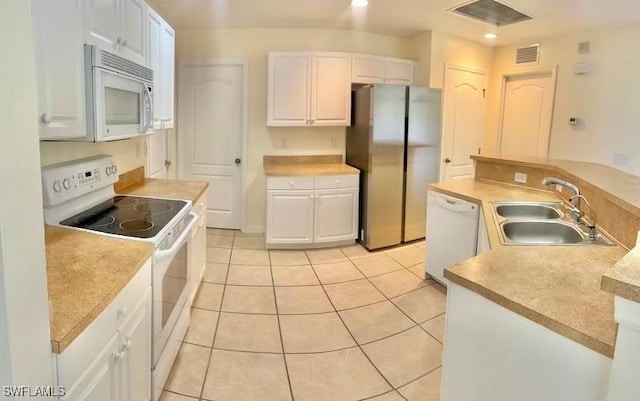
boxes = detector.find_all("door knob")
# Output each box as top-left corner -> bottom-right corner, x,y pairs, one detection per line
164,160 -> 172,167
40,113 -> 52,124
444,158 -> 452,164
235,158 -> 241,165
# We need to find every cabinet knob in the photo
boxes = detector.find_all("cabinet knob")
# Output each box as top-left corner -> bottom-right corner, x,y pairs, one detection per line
122,39 -> 127,47
116,37 -> 122,45
114,351 -> 124,362
40,113 -> 52,124
123,338 -> 132,351
118,306 -> 128,318
289,181 -> 294,186
444,158 -> 452,164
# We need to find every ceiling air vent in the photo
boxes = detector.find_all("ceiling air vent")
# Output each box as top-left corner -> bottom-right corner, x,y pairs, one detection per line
516,44 -> 540,64
451,0 -> 532,27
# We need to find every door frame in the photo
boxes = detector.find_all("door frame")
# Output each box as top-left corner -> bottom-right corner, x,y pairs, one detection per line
496,65 -> 558,157
440,63 -> 487,182
177,58 -> 249,231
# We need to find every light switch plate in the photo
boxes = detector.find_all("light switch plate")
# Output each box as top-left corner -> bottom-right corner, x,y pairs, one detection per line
556,184 -> 563,192
514,172 -> 527,184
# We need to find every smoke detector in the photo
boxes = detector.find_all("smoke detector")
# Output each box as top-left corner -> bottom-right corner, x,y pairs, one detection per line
451,0 -> 532,27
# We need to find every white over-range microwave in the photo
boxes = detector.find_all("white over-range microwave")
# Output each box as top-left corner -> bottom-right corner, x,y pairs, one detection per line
83,44 -> 154,141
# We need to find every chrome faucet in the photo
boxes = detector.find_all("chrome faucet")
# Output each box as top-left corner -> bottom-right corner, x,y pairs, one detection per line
541,177 -> 583,222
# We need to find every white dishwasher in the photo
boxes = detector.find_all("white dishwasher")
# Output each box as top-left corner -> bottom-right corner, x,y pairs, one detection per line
425,190 -> 480,286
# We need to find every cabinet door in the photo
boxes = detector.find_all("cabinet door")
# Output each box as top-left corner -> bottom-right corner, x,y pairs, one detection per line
314,188 -> 358,243
351,54 -> 385,84
267,52 -> 311,126
160,22 -> 176,128
62,333 -> 121,401
385,59 -> 415,85
190,213 -> 207,303
310,53 -> 351,126
120,0 -> 147,65
146,6 -> 163,130
85,0 -> 120,53
266,190 -> 315,244
119,288 -> 152,401
32,0 -> 87,140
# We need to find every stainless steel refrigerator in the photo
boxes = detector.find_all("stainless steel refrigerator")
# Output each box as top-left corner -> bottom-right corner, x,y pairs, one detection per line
346,84 -> 442,250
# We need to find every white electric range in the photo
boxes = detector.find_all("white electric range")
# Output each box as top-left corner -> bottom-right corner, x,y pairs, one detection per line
42,155 -> 196,401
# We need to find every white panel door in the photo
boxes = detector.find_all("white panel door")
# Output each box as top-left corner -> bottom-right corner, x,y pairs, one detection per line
267,52 -> 311,126
314,188 -> 358,243
441,66 -> 486,182
310,53 -> 351,126
85,0 -> 120,53
147,131 -> 167,179
180,62 -> 245,228
499,71 -> 556,157
146,7 -> 163,130
32,0 -> 86,140
120,0 -> 146,65
351,54 -> 385,84
266,191 -> 315,245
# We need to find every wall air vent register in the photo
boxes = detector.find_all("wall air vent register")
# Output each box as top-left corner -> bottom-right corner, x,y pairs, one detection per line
451,0 -> 532,27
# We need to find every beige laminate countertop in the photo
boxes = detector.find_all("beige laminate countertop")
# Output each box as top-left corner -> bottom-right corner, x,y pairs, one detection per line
429,179 -> 627,357
46,226 -> 154,354
264,163 -> 360,176
117,178 -> 209,203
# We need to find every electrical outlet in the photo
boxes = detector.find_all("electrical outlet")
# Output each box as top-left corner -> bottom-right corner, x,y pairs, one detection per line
514,172 -> 527,184
556,184 -> 563,193
613,153 -> 629,166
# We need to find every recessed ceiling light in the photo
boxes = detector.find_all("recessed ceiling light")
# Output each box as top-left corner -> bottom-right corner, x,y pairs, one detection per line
351,0 -> 368,7
484,33 -> 497,39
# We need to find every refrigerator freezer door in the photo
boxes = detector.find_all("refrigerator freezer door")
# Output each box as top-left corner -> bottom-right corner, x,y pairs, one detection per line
404,87 -> 442,242
366,84 -> 406,249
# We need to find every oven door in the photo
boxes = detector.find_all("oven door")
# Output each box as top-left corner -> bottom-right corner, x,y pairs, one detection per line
93,68 -> 153,141
152,212 -> 197,369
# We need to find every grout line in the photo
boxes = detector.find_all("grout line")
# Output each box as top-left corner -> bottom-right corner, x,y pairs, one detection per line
394,364 -> 442,394
267,249 -> 296,401
195,255 -> 232,400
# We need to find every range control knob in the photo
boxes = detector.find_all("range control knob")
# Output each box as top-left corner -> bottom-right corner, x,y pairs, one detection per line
111,165 -> 118,175
53,180 -> 62,193
106,167 -> 112,176
63,178 -> 71,190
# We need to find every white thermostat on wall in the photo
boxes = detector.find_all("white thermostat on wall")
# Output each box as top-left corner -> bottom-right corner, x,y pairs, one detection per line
574,62 -> 593,75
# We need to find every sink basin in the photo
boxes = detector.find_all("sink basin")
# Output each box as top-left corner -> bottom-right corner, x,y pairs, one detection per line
495,203 -> 562,219
502,221 -> 584,245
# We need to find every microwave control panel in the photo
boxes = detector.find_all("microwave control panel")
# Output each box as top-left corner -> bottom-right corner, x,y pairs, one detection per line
42,155 -> 118,207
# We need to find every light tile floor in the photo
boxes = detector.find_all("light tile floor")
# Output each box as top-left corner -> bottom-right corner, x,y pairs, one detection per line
162,229 -> 446,401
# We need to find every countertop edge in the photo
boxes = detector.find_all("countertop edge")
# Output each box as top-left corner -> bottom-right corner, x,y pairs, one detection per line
444,269 -> 615,358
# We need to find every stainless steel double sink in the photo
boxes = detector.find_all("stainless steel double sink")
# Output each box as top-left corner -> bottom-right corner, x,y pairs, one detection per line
490,202 -> 615,246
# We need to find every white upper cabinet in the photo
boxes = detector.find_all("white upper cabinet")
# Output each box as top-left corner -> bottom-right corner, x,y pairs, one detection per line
268,52 -> 351,127
32,0 -> 87,140
147,6 -> 175,130
352,54 -> 415,85
85,0 -> 147,65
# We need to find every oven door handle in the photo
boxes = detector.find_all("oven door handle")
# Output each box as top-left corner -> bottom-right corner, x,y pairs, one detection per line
153,212 -> 198,263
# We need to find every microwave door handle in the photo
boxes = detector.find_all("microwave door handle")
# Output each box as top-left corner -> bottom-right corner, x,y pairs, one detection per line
153,212 -> 198,263
142,84 -> 153,132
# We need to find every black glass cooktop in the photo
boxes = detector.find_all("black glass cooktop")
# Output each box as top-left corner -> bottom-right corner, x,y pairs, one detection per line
60,196 -> 188,238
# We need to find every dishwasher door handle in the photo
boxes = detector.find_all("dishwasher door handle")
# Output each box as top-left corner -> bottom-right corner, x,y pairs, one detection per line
430,193 -> 476,212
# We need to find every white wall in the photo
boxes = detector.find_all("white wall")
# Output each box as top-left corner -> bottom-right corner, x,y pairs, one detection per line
177,28 -> 416,231
486,23 -> 640,176
429,32 -> 494,89
0,0 -> 54,394
40,136 -> 148,172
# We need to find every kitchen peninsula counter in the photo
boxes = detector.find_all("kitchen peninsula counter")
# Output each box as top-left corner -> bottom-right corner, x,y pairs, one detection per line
429,179 -> 627,357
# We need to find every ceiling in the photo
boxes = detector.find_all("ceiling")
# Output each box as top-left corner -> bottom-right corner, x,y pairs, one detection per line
146,0 -> 640,46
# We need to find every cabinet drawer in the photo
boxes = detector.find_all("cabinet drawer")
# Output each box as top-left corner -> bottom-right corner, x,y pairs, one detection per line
57,259 -> 152,387
314,175 -> 359,190
267,177 -> 315,190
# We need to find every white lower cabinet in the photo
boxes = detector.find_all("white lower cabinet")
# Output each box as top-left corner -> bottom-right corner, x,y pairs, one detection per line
267,190 -> 315,245
58,260 -> 152,401
190,191 -> 208,303
266,174 -> 359,248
